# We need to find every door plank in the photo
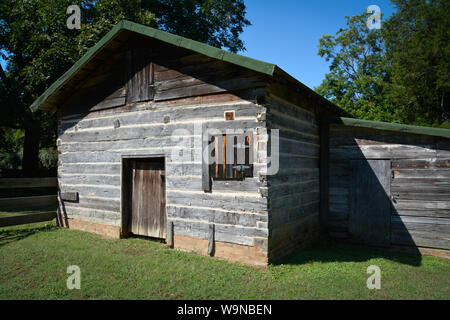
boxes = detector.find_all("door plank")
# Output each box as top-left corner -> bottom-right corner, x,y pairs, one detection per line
349,160 -> 391,245
131,162 -> 141,235
130,159 -> 166,239
159,170 -> 167,238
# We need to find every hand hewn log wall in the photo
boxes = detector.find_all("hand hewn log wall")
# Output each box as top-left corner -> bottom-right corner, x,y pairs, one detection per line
57,96 -> 269,249
56,42 -> 273,252
327,124 -> 450,251
265,93 -> 321,261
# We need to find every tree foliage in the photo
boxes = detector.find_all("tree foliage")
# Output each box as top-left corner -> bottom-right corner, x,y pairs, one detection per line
316,0 -> 449,127
0,0 -> 250,175
316,13 -> 394,122
383,0 -> 449,126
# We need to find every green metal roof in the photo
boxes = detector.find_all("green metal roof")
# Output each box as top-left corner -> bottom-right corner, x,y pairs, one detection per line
326,117 -> 450,139
30,20 -> 276,112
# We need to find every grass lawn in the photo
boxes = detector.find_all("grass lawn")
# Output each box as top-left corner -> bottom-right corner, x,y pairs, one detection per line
0,221 -> 449,300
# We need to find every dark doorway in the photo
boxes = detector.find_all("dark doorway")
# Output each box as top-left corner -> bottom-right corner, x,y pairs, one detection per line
123,157 -> 166,239
349,160 -> 391,246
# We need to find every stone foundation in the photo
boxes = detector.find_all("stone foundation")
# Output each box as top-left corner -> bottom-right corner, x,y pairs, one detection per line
389,245 -> 450,260
172,234 -> 268,266
58,218 -> 268,265
56,218 -> 449,264
59,217 -> 121,239
419,248 -> 450,259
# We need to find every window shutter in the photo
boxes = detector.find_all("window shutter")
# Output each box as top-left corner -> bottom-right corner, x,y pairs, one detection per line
125,48 -> 154,103
202,126 -> 212,191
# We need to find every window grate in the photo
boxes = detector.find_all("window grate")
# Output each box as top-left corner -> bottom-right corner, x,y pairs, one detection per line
209,134 -> 253,180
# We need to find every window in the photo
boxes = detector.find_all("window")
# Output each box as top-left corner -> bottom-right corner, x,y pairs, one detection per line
209,133 -> 253,180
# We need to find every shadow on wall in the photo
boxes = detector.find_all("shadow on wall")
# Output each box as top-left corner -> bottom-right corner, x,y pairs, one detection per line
320,124 -> 450,267
326,129 -> 424,266
276,123 -> 450,267
274,146 -> 423,266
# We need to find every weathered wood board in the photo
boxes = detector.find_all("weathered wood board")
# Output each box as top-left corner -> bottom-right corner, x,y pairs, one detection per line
0,211 -> 57,228
265,92 -> 321,261
130,160 -> 166,239
349,160 -> 391,246
327,123 -> 450,251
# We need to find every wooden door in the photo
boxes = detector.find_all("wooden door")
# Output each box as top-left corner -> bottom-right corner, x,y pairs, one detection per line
130,160 -> 166,239
349,160 -> 391,246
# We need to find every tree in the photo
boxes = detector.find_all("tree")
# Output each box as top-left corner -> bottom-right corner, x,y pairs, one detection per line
142,0 -> 250,53
315,12 -> 395,122
316,1 -> 449,127
383,0 -> 449,126
0,0 -> 251,176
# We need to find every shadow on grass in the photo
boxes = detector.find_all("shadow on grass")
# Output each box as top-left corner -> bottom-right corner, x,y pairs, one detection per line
273,237 -> 423,267
0,205 -> 58,214
0,223 -> 57,247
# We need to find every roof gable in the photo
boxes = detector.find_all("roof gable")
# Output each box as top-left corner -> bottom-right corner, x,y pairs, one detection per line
30,20 -> 276,112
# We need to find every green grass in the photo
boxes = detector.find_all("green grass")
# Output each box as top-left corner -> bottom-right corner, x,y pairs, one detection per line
0,221 -> 449,300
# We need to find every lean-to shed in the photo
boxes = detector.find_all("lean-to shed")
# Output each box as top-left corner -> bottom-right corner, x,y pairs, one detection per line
31,21 -> 450,265
322,118 -> 450,257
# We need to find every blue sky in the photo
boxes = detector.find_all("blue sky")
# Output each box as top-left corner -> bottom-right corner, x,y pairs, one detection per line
240,0 -> 395,89
1,1 -> 395,90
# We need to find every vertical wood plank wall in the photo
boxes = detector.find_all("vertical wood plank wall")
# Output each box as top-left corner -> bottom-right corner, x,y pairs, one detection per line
327,124 -> 450,251
265,93 -> 321,261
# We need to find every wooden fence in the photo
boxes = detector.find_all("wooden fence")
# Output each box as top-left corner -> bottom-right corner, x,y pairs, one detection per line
0,177 -> 57,227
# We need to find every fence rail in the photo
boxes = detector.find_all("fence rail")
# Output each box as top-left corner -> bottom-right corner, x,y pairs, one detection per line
0,177 -> 57,189
0,211 -> 56,228
0,177 -> 57,226
0,195 -> 58,210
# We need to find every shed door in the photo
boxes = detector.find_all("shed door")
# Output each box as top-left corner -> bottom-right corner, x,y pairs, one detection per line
130,160 -> 166,239
349,160 -> 391,246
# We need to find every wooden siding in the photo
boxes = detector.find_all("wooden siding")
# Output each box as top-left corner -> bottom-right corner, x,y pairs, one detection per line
58,33 -> 270,118
265,92 -> 321,261
58,83 -> 269,248
327,124 -> 450,251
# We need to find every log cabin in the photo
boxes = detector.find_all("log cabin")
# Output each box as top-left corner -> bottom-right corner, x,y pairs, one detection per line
30,21 -> 450,265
